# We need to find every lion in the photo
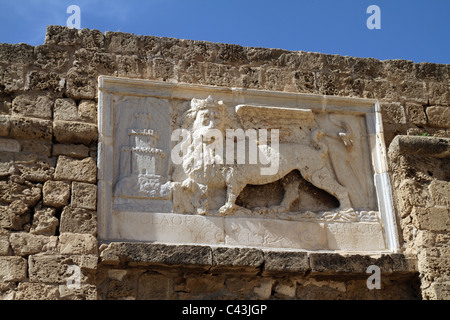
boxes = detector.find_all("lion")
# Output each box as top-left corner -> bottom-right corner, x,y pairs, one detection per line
171,96 -> 352,216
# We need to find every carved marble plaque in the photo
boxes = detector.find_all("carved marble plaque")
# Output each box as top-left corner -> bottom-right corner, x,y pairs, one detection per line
98,76 -> 400,253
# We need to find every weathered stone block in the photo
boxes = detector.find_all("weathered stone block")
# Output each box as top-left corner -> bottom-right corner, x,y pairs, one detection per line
59,233 -> 97,255
78,100 -> 97,123
263,250 -> 309,273
9,117 -> 53,140
44,25 -> 81,46
0,256 -> 27,282
71,182 -> 97,210
12,94 -> 53,119
0,64 -> 25,93
65,68 -> 96,100
429,180 -> 450,206
381,102 -> 406,124
0,228 -> 10,255
211,247 -> 264,271
53,120 -> 98,145
54,156 -> 97,183
106,31 -> 139,53
396,179 -> 428,217
43,180 -> 71,208
100,242 -> 212,267
28,254 -> 83,284
54,98 -> 78,121
0,115 -> 10,137
405,103 -> 427,126
10,233 -> 56,256
0,179 -> 41,206
30,207 -> 59,236
59,206 -> 97,235
34,45 -> 70,70
20,140 -> 52,157
14,155 -> 56,183
412,206 -> 450,232
15,283 -> 59,300
136,274 -> 172,300
0,43 -> 34,65
25,70 -> 64,92
426,106 -> 450,128
52,144 -> 90,159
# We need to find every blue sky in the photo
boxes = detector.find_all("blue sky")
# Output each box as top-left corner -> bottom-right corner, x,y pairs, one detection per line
0,0 -> 449,64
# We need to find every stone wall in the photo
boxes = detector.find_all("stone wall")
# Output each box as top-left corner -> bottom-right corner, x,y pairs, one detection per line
0,25 -> 448,300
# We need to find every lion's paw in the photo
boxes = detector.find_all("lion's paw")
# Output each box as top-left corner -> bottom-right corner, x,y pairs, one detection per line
219,203 -> 235,216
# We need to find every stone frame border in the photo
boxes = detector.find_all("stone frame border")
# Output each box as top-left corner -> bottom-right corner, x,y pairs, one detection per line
97,75 -> 400,253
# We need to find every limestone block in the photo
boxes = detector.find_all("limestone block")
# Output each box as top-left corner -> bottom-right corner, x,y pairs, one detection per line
25,70 -> 65,92
263,250 -> 309,273
60,206 -> 97,236
426,82 -> 450,106
106,31 -> 139,53
0,138 -> 20,153
426,106 -> 450,128
0,256 -> 27,282
30,207 -> 59,236
9,116 -> 53,140
54,98 -> 78,121
1,64 -> 25,93
53,120 -> 98,145
9,233 -> 56,256
0,179 -> 41,207
28,254 -> 87,284
412,206 -> 450,232
34,45 -> 70,70
0,228 -> 10,255
136,273 -> 171,300
52,144 -> 90,159
381,102 -> 406,124
78,100 -> 97,123
0,200 -> 31,231
70,254 -> 98,271
429,180 -> 450,206
12,94 -> 53,119
15,283 -> 59,300
253,280 -> 274,299
211,247 -> 264,271
54,156 -> 97,183
100,242 -> 212,267
405,103 -> 427,126
44,25 -> 81,46
65,68 -> 96,100
0,43 -> 34,65
59,233 -> 98,255
0,115 -> 10,137
43,180 -> 71,208
58,283 -> 97,300
14,155 -> 56,183
20,140 -> 52,157
71,182 -> 97,210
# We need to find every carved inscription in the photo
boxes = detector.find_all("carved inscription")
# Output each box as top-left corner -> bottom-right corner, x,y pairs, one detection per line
326,223 -> 386,251
112,212 -> 225,244
224,218 -> 327,250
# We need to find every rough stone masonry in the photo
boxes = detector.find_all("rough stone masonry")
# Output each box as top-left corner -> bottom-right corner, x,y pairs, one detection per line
0,25 -> 449,300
